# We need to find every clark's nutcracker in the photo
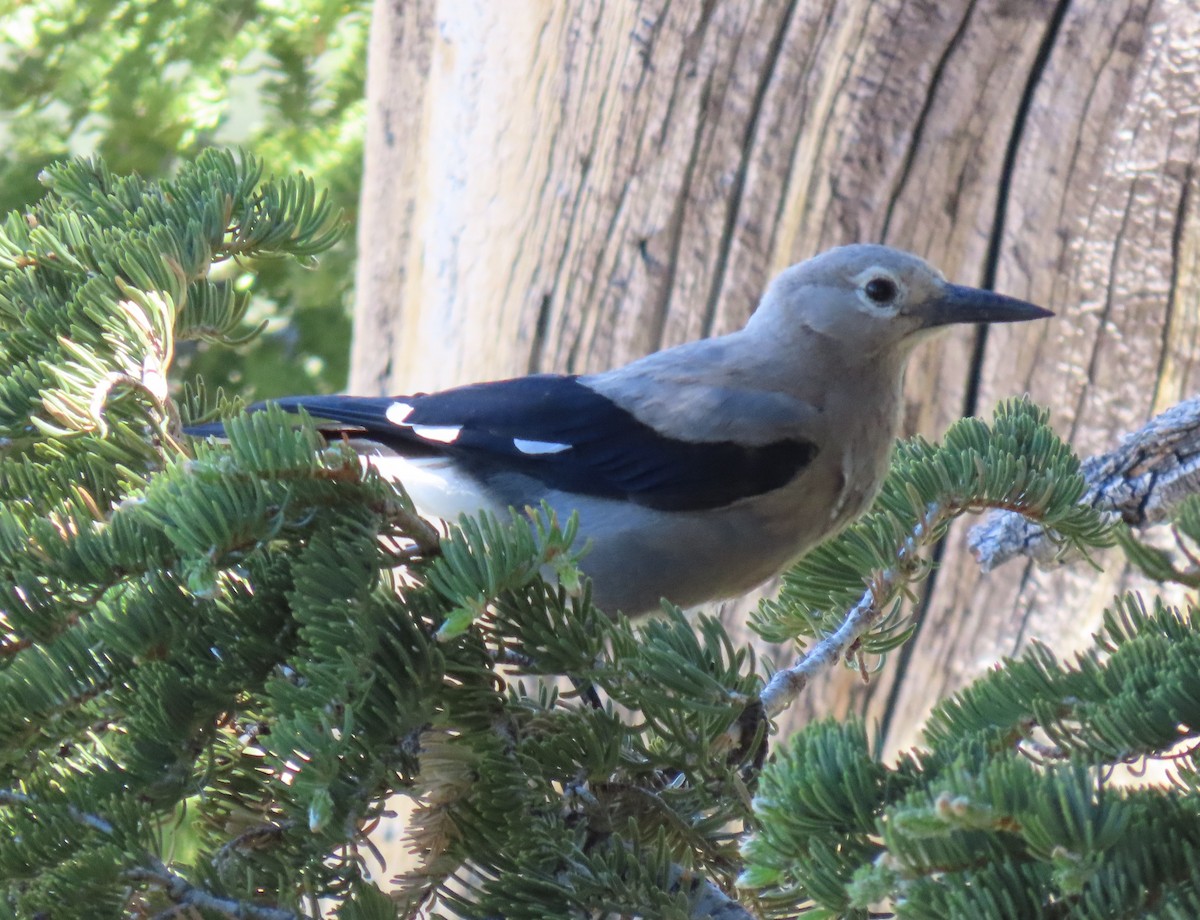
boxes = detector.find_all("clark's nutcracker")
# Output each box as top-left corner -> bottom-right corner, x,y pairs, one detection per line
190,245 -> 1051,615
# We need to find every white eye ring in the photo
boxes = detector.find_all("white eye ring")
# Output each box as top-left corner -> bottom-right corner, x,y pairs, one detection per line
853,267 -> 904,312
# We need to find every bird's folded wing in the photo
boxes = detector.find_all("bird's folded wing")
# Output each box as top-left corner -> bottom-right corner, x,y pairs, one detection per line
194,375 -> 819,512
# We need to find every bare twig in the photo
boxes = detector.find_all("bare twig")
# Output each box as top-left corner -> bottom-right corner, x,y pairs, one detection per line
665,864 -> 755,920
0,788 -> 115,835
970,396 -> 1200,570
127,861 -> 299,920
759,502 -> 944,719
0,789 -> 298,920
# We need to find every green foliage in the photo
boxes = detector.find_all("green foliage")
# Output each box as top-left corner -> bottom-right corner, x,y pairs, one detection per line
0,0 -> 370,397
1117,494 -> 1200,588
6,151 -> 1200,919
0,153 -> 770,918
0,151 -> 366,916
741,595 -> 1200,918
753,401 -> 1114,654
738,403 -> 1200,918
391,595 -> 766,918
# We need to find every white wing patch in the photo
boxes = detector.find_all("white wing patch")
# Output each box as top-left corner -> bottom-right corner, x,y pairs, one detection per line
385,402 -> 414,425
411,425 -> 462,444
513,438 -> 571,455
385,399 -> 566,452
386,401 -> 461,444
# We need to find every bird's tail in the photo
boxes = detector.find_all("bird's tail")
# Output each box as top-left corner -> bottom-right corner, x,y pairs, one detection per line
184,395 -> 402,439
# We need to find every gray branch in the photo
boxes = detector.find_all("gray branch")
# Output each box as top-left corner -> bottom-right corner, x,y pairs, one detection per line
0,788 -> 298,920
127,861 -> 300,920
969,396 -> 1200,571
668,866 -> 756,920
759,502 -> 943,718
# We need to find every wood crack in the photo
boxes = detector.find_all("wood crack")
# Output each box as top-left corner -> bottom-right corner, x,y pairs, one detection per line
970,0 -> 1075,418
700,2 -> 799,338
880,2 -> 977,240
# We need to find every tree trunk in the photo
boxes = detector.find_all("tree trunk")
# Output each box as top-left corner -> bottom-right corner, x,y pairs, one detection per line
353,0 -> 1200,752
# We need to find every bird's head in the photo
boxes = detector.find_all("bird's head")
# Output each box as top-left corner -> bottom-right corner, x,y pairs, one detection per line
747,244 -> 1052,357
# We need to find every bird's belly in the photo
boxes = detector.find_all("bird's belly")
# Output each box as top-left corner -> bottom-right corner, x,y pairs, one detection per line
367,452 -> 508,521
366,448 -> 880,618
560,466 -> 851,615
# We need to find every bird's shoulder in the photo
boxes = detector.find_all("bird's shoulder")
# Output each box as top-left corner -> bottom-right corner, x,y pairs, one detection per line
581,347 -> 824,447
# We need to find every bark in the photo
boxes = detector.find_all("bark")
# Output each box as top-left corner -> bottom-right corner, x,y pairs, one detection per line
971,397 -> 1200,570
354,0 -> 1200,753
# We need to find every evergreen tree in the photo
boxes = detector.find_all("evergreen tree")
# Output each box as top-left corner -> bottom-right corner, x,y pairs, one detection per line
2,152 -> 1198,919
0,0 -> 371,398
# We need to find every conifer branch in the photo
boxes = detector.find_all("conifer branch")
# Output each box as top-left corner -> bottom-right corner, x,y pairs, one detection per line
1,791 -> 298,919
0,789 -> 114,835
754,400 -> 1114,719
17,150 -> 1183,917
759,500 -> 946,718
971,396 -> 1200,570
666,865 -> 755,920
125,862 -> 300,920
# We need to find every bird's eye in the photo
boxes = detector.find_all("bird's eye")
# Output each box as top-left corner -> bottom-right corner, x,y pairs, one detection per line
863,276 -> 898,304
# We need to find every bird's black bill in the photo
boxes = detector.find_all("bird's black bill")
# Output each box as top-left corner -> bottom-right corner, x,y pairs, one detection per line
925,283 -> 1054,328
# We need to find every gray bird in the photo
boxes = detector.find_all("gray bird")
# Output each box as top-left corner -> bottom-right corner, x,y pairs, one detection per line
191,245 -> 1051,615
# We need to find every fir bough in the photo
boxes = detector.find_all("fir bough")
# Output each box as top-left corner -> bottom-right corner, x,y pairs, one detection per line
741,595 -> 1200,919
4,151 -> 1199,920
1,0 -> 371,397
752,399 -> 1113,655
0,153 -> 768,918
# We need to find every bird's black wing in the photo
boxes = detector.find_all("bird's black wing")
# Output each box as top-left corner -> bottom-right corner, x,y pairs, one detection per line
189,375 -> 817,512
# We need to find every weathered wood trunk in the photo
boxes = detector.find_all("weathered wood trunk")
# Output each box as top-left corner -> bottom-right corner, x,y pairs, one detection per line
353,0 -> 1200,752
